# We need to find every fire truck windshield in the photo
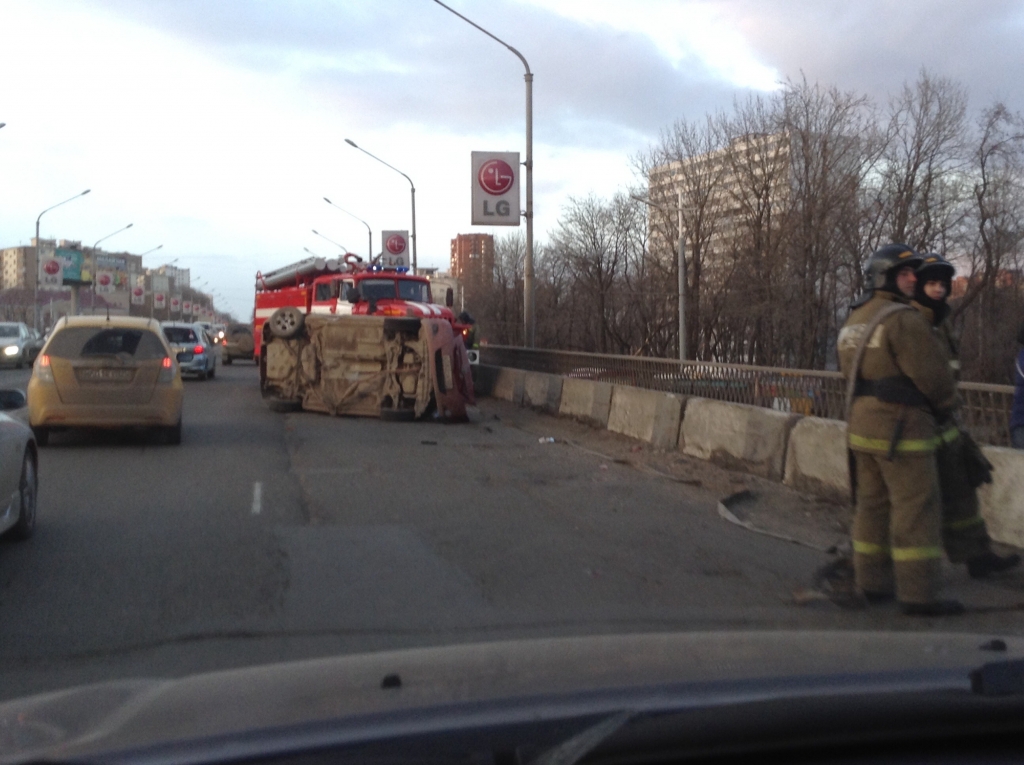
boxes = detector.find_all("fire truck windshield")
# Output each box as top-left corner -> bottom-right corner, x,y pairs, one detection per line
359,279 -> 397,301
397,280 -> 431,303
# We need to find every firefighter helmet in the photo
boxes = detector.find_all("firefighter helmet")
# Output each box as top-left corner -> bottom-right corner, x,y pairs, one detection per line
865,243 -> 923,291
916,253 -> 955,287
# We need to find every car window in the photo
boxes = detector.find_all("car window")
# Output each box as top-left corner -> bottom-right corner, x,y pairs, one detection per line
163,327 -> 199,344
359,278 -> 397,301
0,326 -> 19,339
397,280 -> 430,302
46,327 -> 168,360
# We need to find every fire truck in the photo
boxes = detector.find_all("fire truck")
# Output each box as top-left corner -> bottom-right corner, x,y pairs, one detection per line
254,255 -> 476,421
253,255 -> 474,357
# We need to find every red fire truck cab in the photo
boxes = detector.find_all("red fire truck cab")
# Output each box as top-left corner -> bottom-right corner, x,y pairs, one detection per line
254,255 -> 473,357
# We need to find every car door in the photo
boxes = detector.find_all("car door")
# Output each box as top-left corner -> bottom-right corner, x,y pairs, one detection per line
0,414 -> 25,523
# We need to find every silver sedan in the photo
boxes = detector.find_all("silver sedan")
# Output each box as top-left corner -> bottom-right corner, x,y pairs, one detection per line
0,389 -> 37,540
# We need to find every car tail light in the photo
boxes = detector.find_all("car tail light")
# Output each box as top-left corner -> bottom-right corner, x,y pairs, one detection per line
158,355 -> 176,383
34,354 -> 54,383
194,345 -> 204,354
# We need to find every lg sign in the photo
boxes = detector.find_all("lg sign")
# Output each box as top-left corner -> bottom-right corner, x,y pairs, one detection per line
386,234 -> 407,255
43,260 -> 61,276
471,151 -> 521,226
479,159 -> 515,196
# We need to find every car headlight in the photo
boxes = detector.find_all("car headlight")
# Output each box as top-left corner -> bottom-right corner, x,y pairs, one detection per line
3,345 -> 20,356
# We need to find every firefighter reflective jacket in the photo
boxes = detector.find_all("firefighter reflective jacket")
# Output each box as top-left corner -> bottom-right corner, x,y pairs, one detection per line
838,291 -> 958,455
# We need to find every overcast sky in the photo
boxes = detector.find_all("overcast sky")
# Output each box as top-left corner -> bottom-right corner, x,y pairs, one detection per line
2,0 -> 1023,319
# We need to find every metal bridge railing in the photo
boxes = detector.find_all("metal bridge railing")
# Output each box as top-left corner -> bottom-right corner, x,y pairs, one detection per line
479,345 -> 1016,447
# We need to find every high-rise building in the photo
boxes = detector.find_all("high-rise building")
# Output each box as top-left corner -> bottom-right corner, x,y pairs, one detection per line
450,234 -> 494,285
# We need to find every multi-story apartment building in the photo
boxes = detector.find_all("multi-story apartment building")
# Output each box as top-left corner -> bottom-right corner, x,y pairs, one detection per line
450,234 -> 494,285
646,131 -> 793,264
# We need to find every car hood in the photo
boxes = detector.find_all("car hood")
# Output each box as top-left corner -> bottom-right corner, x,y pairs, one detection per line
2,630 -> 1023,763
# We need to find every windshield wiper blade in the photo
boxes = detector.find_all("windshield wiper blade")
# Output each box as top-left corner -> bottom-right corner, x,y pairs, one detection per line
529,711 -> 632,765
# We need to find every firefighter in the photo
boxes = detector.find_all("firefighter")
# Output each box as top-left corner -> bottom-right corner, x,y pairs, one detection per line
838,243 -> 963,616
912,254 -> 1021,578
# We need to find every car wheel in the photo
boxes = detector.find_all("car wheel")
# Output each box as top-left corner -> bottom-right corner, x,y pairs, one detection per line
266,397 -> 302,413
8,450 -> 37,540
268,307 -> 305,339
198,369 -> 208,381
223,355 -> 233,365
32,427 -> 49,447
165,418 -> 182,445
208,363 -> 216,379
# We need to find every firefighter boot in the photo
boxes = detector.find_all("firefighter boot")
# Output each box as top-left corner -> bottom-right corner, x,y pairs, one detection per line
967,551 -> 1022,579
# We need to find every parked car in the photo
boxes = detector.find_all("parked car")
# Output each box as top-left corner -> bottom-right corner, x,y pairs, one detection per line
162,321 -> 218,380
220,322 -> 255,364
0,322 -> 39,369
27,315 -> 184,446
0,388 -> 36,540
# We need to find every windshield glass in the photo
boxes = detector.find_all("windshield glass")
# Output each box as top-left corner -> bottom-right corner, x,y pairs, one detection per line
359,278 -> 396,301
397,279 -> 430,303
163,327 -> 199,344
47,327 -> 167,360
6,2 -> 1024,754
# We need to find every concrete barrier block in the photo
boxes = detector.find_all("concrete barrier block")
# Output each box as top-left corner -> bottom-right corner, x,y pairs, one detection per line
682,398 -> 800,481
559,378 -> 613,427
978,446 -> 1024,549
607,386 -> 684,449
783,416 -> 850,503
491,367 -> 524,405
523,372 -> 563,414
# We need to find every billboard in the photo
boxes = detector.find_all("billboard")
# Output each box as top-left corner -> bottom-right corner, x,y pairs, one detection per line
38,248 -> 63,290
55,248 -> 84,283
380,230 -> 409,268
95,271 -> 115,294
154,292 -> 166,309
471,151 -> 520,226
130,286 -> 146,306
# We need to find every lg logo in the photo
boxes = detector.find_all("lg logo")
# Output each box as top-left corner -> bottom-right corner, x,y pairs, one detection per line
478,159 -> 515,196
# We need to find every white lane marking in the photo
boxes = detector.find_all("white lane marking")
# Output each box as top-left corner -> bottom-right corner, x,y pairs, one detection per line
252,482 -> 262,515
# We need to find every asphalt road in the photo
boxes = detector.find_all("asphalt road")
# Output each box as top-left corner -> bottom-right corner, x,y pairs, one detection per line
1,361 -> 1023,702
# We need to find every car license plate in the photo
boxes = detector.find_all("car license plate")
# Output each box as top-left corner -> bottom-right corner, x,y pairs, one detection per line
76,368 -> 135,383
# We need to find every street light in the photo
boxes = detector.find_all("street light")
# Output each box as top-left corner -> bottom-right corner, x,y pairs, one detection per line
343,138 -> 416,271
324,197 -> 372,261
311,229 -> 348,254
632,192 -> 687,361
431,0 -> 534,347
34,189 -> 91,330
92,223 -> 133,250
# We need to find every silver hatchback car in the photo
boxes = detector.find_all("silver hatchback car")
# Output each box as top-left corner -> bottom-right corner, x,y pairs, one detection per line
161,322 -> 218,380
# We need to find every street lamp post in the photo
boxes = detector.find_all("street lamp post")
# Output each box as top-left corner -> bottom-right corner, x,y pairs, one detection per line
431,0 -> 534,347
343,139 -> 416,272
632,192 -> 687,361
34,189 -> 91,330
310,229 -> 348,255
89,222 -> 134,314
324,197 -> 372,262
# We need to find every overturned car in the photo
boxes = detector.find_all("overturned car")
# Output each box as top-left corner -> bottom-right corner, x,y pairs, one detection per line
260,310 -> 475,422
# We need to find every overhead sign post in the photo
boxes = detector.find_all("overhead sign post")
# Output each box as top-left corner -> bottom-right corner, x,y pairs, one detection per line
380,230 -> 409,268
471,151 -> 520,226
